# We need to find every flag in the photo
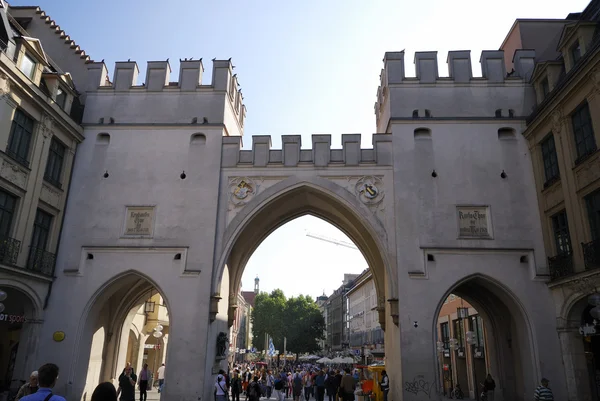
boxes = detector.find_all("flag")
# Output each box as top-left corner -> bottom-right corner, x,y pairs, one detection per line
268,336 -> 275,356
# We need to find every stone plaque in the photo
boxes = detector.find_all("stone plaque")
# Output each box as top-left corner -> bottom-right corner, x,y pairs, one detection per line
123,206 -> 155,237
457,206 -> 492,239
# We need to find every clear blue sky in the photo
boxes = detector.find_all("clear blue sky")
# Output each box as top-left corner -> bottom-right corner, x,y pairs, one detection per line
17,0 -> 589,299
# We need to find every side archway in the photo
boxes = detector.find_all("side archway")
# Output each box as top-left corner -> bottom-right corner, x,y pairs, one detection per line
70,270 -> 172,401
432,274 -> 537,401
213,176 -> 394,327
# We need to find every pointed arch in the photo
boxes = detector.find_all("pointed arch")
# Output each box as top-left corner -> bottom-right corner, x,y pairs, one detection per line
213,175 -> 394,311
432,273 -> 539,401
69,269 -> 172,386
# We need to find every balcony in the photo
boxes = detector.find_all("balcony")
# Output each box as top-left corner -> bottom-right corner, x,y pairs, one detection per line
583,240 -> 600,271
548,252 -> 574,280
0,236 -> 21,266
26,246 -> 56,276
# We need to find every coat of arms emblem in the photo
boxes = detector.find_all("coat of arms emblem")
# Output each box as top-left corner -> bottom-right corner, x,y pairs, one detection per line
355,176 -> 384,205
229,177 -> 257,205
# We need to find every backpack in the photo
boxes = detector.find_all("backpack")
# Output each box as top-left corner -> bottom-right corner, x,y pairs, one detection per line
294,374 -> 302,387
248,383 -> 258,398
274,379 -> 284,390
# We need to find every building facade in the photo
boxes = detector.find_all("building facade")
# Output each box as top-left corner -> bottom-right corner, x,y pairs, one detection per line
346,269 -> 384,363
436,295 -> 488,400
15,4 -> 589,401
0,3 -> 87,394
500,2 -> 600,400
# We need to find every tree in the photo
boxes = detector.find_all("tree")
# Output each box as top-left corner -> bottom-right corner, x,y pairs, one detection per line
251,289 -> 286,351
284,295 -> 325,358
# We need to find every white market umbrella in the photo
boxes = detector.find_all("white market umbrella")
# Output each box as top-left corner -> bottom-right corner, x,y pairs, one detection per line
331,357 -> 344,363
341,357 -> 355,364
308,355 -> 320,360
317,357 -> 332,364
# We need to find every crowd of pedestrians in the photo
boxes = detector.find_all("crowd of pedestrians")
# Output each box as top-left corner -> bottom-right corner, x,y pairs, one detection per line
214,363 -> 384,401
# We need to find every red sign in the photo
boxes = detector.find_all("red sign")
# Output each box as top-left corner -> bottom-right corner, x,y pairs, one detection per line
443,364 -> 449,371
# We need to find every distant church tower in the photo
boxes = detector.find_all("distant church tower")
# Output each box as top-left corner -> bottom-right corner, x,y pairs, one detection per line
254,275 -> 260,294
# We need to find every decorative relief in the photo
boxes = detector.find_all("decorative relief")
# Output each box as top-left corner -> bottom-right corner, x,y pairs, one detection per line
229,177 -> 258,206
551,109 -> 564,134
226,176 -> 287,226
40,113 -> 55,138
575,152 -> 600,191
324,175 -> 387,222
355,176 -> 385,205
0,159 -> 27,190
0,73 -> 10,97
40,183 -> 62,209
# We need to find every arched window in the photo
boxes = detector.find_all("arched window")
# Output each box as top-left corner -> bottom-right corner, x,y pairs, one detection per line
96,133 -> 110,144
497,127 -> 516,139
190,133 -> 206,145
414,127 -> 432,139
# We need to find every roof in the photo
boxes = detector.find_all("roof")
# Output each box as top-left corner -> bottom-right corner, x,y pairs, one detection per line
241,291 -> 256,307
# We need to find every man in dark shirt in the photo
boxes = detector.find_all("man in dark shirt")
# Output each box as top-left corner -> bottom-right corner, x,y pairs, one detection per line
117,365 -> 137,401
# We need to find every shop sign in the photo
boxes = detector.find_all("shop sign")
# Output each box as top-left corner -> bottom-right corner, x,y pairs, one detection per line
580,324 -> 597,336
0,313 -> 26,324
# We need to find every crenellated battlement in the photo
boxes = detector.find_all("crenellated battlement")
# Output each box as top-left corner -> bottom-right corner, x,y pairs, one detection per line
83,58 -> 247,132
374,49 -> 537,130
378,49 -> 535,86
221,134 -> 392,168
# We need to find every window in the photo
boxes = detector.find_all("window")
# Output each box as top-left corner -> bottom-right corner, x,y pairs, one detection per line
586,190 -> 600,241
572,102 -> 597,162
440,322 -> 450,349
551,210 -> 572,255
20,54 -> 36,79
454,319 -> 465,348
7,109 -> 34,167
44,138 -> 66,188
470,315 -> 485,349
55,87 -> 67,109
571,41 -> 582,64
541,134 -> 559,185
0,190 -> 17,238
31,209 -> 52,251
541,78 -> 550,98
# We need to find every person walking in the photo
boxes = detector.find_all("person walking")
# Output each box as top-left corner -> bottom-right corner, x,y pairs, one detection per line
339,369 -> 355,401
482,374 -> 495,401
325,370 -> 336,401
92,383 -> 118,401
117,365 -> 137,401
314,371 -> 326,401
534,378 -> 553,401
380,371 -> 389,401
247,377 -> 262,401
293,370 -> 303,401
303,371 -> 314,401
156,364 -> 165,393
266,370 -> 275,399
274,372 -> 286,401
16,371 -> 39,401
19,364 -> 66,401
215,375 -> 228,401
138,364 -> 151,401
231,371 -> 243,401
